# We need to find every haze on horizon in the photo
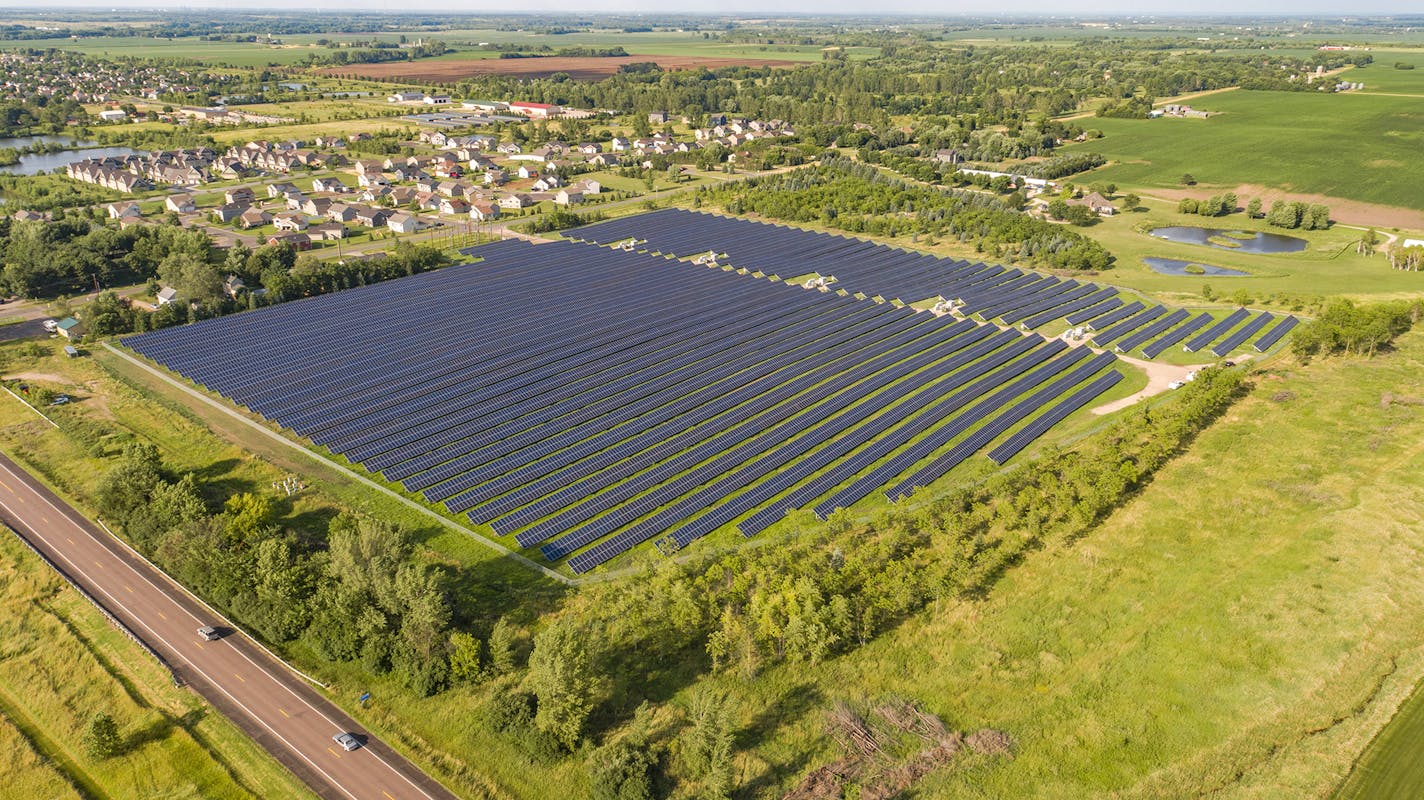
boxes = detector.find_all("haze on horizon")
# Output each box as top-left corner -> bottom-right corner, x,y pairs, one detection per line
0,1 -> 1418,17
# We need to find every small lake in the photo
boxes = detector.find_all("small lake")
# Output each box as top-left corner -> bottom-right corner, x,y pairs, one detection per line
1150,226 -> 1307,254
1144,257 -> 1249,277
0,136 -> 143,176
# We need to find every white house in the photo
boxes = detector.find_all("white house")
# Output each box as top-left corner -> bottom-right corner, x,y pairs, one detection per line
386,213 -> 424,234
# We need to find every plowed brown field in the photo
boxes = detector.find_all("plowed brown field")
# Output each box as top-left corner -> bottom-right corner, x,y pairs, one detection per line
323,55 -> 804,81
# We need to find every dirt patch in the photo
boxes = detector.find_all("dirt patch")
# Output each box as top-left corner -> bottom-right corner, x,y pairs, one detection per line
6,372 -> 71,385
1148,184 -> 1424,231
323,55 -> 805,82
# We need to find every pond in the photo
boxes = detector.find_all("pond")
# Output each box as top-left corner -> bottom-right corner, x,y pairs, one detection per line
0,136 -> 143,177
1143,257 -> 1249,277
1149,226 -> 1307,254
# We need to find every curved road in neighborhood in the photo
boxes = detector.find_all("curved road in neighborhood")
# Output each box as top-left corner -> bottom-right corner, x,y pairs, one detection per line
0,453 -> 460,800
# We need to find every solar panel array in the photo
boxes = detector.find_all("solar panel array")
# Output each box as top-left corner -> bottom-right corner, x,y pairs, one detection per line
122,211 -> 1299,574
572,208 -> 1109,326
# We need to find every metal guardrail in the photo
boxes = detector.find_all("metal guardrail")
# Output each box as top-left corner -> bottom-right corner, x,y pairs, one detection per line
2,518 -> 184,688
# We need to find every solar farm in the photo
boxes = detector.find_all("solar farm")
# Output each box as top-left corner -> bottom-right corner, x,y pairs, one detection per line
122,211 -> 1295,574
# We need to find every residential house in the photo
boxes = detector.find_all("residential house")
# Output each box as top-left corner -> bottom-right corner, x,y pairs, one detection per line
267,181 -> 300,198
225,187 -> 255,205
309,222 -> 346,241
239,207 -> 272,229
223,275 -> 245,299
439,197 -> 470,216
589,152 -> 620,167
609,137 -> 631,151
302,197 -> 333,217
165,193 -> 197,213
554,188 -> 584,206
517,165 -> 540,180
327,203 -> 357,223
273,211 -> 309,232
11,210 -> 43,222
469,200 -> 500,221
312,176 -> 350,194
107,202 -> 141,220
498,193 -> 533,210
579,179 -> 602,195
268,232 -> 312,250
386,213 -> 424,234
156,287 -> 178,306
354,206 -> 392,228
532,176 -> 562,192
212,203 -> 249,223
1070,192 -> 1116,216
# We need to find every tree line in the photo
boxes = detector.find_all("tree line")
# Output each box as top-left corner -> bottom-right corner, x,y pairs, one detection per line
696,157 -> 1114,271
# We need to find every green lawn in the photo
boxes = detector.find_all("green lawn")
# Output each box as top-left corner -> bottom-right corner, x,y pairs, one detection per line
1063,89 -> 1424,210
1070,198 -> 1423,302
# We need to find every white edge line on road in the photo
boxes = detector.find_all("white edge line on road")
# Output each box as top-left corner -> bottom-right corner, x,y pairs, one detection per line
0,485 -> 363,800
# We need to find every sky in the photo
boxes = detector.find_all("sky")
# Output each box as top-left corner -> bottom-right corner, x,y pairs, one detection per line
0,2 -> 1418,14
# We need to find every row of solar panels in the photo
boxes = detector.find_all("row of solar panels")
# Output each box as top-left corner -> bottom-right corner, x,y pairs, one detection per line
571,208 -> 1115,328
1081,300 -> 1298,360
124,236 -> 1126,574
570,208 -> 1298,359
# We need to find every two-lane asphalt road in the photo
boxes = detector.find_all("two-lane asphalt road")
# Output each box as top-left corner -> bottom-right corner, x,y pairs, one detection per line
0,453 -> 459,800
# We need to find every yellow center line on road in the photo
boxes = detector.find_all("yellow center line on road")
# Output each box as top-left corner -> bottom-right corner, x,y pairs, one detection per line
66,537 -> 74,544
278,707 -> 290,718
234,673 -> 246,683
328,747 -> 341,759
39,515 -> 49,524
385,792 -> 396,799
158,611 -> 167,620
124,585 -> 134,594
93,561 -> 103,570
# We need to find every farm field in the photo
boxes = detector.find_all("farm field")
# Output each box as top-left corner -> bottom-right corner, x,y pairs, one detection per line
705,328 -> 1424,798
0,525 -> 314,800
0,36 -> 335,66
284,28 -> 880,62
321,54 -> 809,82
1352,50 -> 1424,95
1064,89 -> 1424,213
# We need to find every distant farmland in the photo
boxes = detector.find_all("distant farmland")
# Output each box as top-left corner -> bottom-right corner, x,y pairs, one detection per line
322,54 -> 806,81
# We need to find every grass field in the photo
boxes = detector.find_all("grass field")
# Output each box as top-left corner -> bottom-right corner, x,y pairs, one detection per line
1063,89 -> 1424,211
1070,198 -> 1423,302
1352,50 -> 1424,95
0,528 -> 315,799
664,329 -> 1424,797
